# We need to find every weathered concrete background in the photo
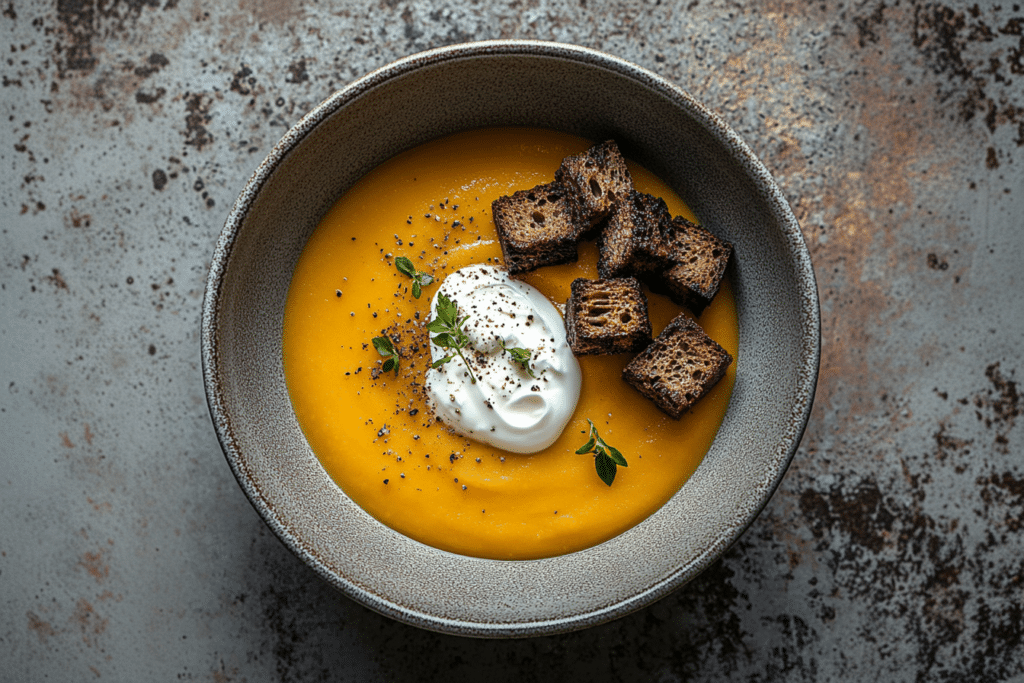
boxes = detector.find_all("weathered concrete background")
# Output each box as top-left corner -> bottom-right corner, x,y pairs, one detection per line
2,0 -> 1022,680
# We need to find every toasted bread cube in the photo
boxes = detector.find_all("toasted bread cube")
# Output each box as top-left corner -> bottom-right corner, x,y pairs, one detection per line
565,277 -> 653,355
646,216 -> 732,315
596,190 -> 673,279
556,140 -> 633,231
492,181 -> 582,275
622,314 -> 732,419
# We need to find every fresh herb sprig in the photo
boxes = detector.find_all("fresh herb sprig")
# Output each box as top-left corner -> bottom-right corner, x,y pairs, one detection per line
427,292 -> 477,384
499,339 -> 535,378
394,256 -> 434,299
371,335 -> 400,376
576,419 -> 628,486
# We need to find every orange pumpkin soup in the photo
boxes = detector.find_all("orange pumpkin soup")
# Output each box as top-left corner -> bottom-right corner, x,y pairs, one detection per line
282,128 -> 737,560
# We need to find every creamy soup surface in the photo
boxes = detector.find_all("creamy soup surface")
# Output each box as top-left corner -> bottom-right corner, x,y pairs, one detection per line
282,128 -> 738,560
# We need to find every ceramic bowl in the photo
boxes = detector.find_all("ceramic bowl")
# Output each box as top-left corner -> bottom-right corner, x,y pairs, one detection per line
202,40 -> 820,637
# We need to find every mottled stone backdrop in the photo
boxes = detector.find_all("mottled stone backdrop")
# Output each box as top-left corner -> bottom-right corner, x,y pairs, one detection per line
2,0 -> 1022,681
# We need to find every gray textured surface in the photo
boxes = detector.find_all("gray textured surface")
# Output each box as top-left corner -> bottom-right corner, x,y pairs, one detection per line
1,0 -> 1022,680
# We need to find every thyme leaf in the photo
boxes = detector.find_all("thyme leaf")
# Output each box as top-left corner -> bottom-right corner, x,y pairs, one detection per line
394,256 -> 434,299
499,339 -> 535,377
576,419 -> 627,486
428,292 -> 477,384
371,335 -> 399,376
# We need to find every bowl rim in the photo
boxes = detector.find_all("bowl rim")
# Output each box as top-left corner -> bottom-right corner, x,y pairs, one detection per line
202,39 -> 821,637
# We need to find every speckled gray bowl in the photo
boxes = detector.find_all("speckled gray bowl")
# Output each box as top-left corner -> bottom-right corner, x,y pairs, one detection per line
202,40 -> 820,637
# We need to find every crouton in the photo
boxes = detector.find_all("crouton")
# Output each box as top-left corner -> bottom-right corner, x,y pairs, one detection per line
646,216 -> 732,315
622,313 -> 732,418
596,190 -> 672,279
491,181 -> 582,275
565,277 -> 653,355
555,140 -> 633,231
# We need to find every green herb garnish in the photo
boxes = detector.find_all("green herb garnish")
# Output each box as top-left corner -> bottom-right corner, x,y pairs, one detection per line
499,339 -> 535,378
426,292 -> 477,384
575,419 -> 628,486
371,335 -> 400,376
394,256 -> 434,299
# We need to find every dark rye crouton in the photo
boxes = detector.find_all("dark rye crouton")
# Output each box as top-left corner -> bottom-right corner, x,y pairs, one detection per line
646,216 -> 732,316
555,140 -> 633,231
622,314 -> 732,419
565,277 -> 652,355
596,190 -> 673,279
491,181 -> 582,275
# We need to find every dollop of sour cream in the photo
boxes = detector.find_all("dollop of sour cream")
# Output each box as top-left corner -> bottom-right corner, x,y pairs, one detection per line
424,264 -> 582,454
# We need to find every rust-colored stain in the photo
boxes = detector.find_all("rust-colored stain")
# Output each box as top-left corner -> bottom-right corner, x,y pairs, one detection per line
183,92 -> 214,150
285,58 -> 310,84
86,496 -> 112,512
978,471 -> 1024,533
46,268 -> 68,290
933,419 -> 972,464
71,598 -> 107,648
79,550 -> 109,582
211,668 -> 243,683
250,0 -> 306,27
974,362 -> 1021,453
26,611 -> 57,642
66,207 -> 92,229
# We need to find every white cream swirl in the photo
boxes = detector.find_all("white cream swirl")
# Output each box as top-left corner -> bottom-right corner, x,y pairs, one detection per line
424,265 -> 582,453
